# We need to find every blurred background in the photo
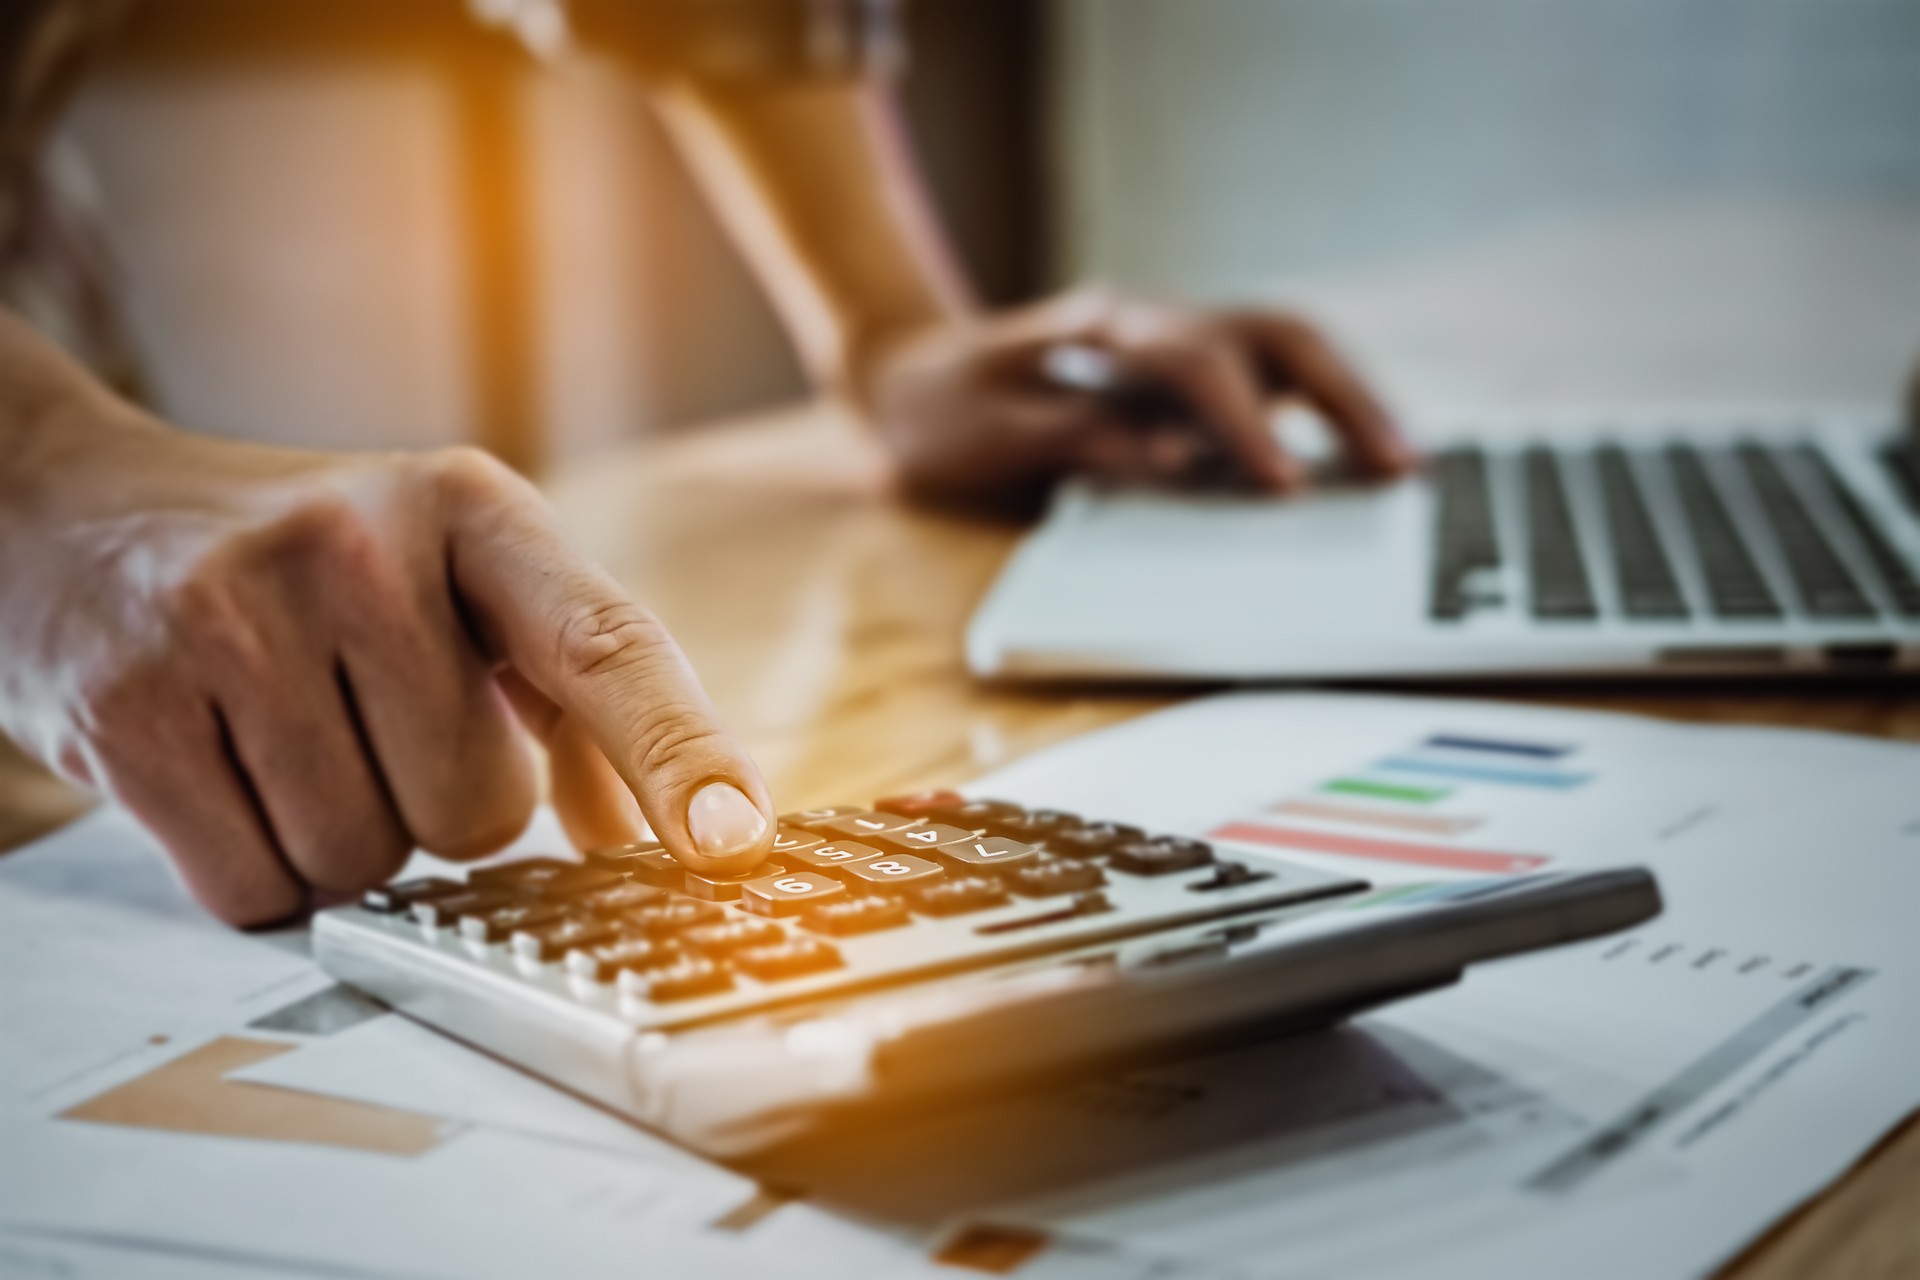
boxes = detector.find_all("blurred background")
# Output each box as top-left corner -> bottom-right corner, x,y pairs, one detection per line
59,0 -> 1920,471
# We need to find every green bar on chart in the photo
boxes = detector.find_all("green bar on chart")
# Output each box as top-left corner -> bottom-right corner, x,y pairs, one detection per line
1322,777 -> 1450,805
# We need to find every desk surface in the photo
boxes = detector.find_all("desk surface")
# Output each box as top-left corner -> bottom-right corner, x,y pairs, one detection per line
2,402 -> 1915,1277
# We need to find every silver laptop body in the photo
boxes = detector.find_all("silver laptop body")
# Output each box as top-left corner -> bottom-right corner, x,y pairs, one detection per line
968,415 -> 1920,681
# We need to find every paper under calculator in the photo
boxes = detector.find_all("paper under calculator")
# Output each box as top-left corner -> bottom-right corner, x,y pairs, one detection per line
315,792 -> 1660,1155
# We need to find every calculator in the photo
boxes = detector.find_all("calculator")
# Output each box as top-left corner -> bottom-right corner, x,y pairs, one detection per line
314,791 -> 1661,1156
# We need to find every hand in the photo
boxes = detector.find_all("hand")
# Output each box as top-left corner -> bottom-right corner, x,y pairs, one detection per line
0,386 -> 775,925
857,288 -> 1416,510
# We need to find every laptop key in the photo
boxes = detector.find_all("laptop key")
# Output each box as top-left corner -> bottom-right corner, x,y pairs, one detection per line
1429,447 -> 1502,620
1795,446 -> 1920,617
1524,448 -> 1598,620
1595,446 -> 1688,620
1738,444 -> 1874,620
1666,446 -> 1783,620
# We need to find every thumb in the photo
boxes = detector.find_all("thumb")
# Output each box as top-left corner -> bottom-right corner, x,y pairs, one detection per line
437,452 -> 775,875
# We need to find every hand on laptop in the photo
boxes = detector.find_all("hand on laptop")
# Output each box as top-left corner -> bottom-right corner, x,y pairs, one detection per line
0,317 -> 775,926
859,289 -> 1416,510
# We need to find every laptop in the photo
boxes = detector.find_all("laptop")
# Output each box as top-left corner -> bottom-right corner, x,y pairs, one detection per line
967,414 -> 1920,681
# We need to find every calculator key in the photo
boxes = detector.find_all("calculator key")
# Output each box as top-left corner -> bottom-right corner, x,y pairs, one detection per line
991,809 -> 1083,842
470,858 -> 620,897
740,871 -> 849,917
1006,856 -> 1108,898
1044,821 -> 1145,860
872,790 -> 966,819
870,822 -> 977,856
584,843 -> 684,891
839,854 -> 945,893
802,895 -> 912,936
934,798 -> 1025,830
512,913 -> 619,961
682,917 -> 787,956
412,887 -> 514,930
780,805 -> 869,832
911,875 -> 1011,916
816,811 -> 922,842
928,835 -> 1040,875
458,898 -> 568,943
625,898 -> 728,936
572,881 -> 665,916
784,840 -> 883,873
619,956 -> 733,1002
734,938 -> 843,982
769,825 -> 828,857
362,877 -> 461,914
1108,836 -> 1214,876
565,936 -> 681,982
683,860 -> 787,902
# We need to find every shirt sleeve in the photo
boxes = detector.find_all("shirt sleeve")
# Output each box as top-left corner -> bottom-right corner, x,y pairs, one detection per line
475,0 -> 907,81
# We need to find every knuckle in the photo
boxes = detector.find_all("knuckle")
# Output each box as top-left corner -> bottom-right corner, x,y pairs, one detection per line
554,600 -> 672,682
631,707 -> 727,779
192,858 -> 304,929
301,823 -> 411,895
422,446 -> 529,508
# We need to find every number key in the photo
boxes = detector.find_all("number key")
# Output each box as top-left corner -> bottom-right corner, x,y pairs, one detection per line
928,835 -> 1039,875
780,805 -> 868,832
816,811 -> 921,842
769,825 -> 827,857
871,822 -> 976,856
740,870 -> 850,918
683,860 -> 787,902
585,842 -> 684,890
839,854 -> 944,894
785,840 -> 882,873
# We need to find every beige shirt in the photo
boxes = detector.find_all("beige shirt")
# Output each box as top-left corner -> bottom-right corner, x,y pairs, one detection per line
0,0 -> 899,386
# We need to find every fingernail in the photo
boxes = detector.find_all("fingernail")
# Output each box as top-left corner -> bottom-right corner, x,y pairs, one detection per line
687,782 -> 769,858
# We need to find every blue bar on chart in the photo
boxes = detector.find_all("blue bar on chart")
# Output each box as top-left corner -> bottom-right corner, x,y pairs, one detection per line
1423,733 -> 1577,759
1375,756 -> 1594,790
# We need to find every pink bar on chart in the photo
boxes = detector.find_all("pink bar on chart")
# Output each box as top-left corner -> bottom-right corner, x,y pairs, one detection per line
1211,822 -> 1549,874
1270,798 -> 1484,837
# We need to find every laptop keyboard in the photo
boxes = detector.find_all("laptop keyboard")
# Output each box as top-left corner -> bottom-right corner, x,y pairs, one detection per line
1429,440 -> 1920,624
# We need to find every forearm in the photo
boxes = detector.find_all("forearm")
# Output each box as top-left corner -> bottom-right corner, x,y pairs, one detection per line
0,310 -> 145,505
651,80 -> 973,400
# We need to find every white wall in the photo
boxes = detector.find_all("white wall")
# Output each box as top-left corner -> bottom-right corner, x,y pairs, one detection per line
1053,0 -> 1920,296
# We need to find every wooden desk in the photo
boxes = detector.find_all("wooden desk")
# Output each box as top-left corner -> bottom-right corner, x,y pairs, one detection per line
3,403 -> 1915,1276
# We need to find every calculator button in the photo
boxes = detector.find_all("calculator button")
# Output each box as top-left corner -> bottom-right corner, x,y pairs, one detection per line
911,875 -> 1011,916
470,858 -> 620,897
1044,821 -> 1144,860
870,822 -> 977,856
682,918 -> 787,956
1108,836 -> 1215,876
802,895 -> 912,936
565,936 -> 681,982
734,938 -> 843,981
412,887 -> 514,930
625,898 -> 727,936
780,805 -> 869,832
740,871 -> 849,917
839,854 -> 944,893
785,840 -> 883,873
769,825 -> 827,857
683,860 -> 787,901
928,835 -> 1039,875
362,877 -> 461,914
512,912 -> 620,961
584,843 -> 684,891
1191,861 -> 1272,890
458,898 -> 568,942
1006,856 -> 1108,898
991,809 -> 1083,843
619,956 -> 732,1002
872,790 -> 966,819
816,811 -> 921,842
934,798 -> 1025,830
572,881 -> 665,915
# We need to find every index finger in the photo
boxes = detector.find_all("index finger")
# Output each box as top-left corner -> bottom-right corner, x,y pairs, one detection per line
1236,313 -> 1415,476
428,450 -> 776,875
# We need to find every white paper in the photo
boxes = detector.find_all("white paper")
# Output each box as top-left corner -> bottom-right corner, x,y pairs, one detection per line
897,692 -> 1920,1279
